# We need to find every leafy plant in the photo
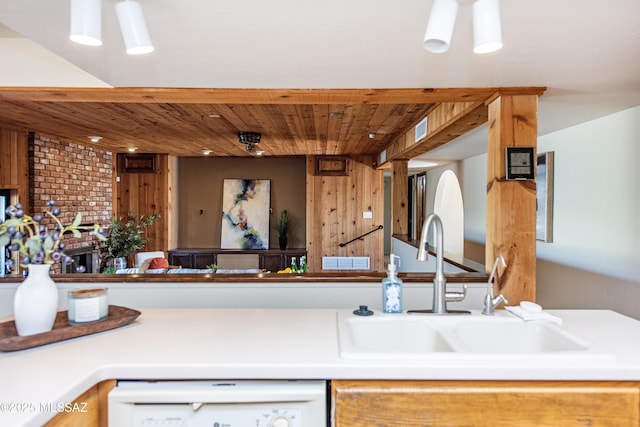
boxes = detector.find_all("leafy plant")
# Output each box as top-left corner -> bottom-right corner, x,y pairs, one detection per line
0,200 -> 106,268
275,209 -> 289,237
206,263 -> 220,272
99,213 -> 160,263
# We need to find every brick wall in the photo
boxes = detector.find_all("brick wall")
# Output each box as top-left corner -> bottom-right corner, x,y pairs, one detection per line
29,134 -> 112,272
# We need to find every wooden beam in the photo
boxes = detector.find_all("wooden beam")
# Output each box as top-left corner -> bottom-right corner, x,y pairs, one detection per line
0,87 -> 546,105
380,101 -> 487,165
391,160 -> 409,237
485,94 -> 538,304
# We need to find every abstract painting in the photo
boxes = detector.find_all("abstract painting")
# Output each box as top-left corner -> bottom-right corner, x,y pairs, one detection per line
221,179 -> 270,249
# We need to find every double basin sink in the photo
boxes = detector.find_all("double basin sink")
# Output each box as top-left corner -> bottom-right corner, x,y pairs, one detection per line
337,310 -> 614,360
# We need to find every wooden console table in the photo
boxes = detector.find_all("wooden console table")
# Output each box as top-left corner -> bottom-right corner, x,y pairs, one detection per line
168,248 -> 307,271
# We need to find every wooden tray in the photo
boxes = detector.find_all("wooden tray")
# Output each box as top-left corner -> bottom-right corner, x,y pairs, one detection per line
0,305 -> 141,352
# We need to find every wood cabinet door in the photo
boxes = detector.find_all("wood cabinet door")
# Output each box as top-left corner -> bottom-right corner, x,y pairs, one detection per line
168,253 -> 193,268
193,253 -> 216,268
45,380 -> 115,427
260,254 -> 283,272
332,380 -> 640,427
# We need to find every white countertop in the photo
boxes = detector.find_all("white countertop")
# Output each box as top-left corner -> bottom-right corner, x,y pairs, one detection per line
2,308 -> 640,426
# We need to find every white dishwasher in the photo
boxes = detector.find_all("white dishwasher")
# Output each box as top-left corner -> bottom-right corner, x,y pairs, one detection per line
108,380 -> 327,427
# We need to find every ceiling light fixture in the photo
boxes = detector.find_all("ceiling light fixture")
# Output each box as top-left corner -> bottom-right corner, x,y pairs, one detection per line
238,131 -> 261,153
202,149 -> 212,155
88,135 -> 103,142
472,0 -> 503,53
423,0 -> 458,53
423,0 -> 502,54
115,0 -> 154,55
69,0 -> 102,46
128,147 -> 138,152
255,150 -> 265,156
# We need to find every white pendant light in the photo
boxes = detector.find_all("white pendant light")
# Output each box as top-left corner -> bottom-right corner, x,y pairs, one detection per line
69,0 -> 102,46
423,0 -> 459,53
472,0 -> 503,54
115,0 -> 154,55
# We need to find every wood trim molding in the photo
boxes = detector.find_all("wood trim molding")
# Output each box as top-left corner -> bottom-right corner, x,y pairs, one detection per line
0,87 -> 546,105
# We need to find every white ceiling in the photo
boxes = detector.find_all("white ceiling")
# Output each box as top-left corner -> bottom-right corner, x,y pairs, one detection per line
1,0 -> 639,165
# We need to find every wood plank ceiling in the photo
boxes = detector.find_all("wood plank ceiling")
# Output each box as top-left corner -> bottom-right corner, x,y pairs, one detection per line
0,87 -> 527,158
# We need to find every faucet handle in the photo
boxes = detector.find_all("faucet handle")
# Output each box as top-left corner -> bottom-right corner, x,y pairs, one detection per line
445,284 -> 467,302
482,293 -> 508,315
494,294 -> 508,306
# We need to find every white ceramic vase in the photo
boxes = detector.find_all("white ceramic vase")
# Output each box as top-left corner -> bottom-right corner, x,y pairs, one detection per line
13,264 -> 59,336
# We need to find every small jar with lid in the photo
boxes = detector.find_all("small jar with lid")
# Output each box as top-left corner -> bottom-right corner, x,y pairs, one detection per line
67,287 -> 108,325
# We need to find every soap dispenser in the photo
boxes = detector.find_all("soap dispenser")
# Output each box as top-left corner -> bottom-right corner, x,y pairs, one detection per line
382,254 -> 403,314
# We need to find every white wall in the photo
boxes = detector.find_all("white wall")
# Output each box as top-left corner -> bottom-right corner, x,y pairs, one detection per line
460,153 -> 487,244
433,170 -> 464,261
426,163 -> 459,217
536,106 -> 639,282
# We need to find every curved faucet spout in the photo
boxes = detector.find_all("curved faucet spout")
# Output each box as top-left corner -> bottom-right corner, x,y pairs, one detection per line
414,213 -> 467,315
417,214 -> 445,291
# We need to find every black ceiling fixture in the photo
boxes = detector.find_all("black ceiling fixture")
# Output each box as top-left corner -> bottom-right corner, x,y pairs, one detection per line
238,131 -> 261,152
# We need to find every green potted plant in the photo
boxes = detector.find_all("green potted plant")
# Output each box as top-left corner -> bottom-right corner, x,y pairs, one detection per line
275,209 -> 290,250
99,213 -> 160,271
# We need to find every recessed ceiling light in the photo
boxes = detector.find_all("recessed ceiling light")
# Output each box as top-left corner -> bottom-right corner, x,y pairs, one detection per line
202,149 -> 212,155
255,150 -> 265,156
208,113 -> 221,118
128,147 -> 138,153
368,133 -> 376,139
88,136 -> 102,142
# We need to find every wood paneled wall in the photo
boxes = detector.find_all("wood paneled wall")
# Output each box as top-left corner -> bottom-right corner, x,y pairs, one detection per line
0,128 -> 29,210
306,156 -> 385,272
114,154 -> 174,257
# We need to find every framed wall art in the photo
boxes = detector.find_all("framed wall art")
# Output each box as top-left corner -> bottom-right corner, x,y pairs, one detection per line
220,179 -> 271,249
536,151 -> 554,242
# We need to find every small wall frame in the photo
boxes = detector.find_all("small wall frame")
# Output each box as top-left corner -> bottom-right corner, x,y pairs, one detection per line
505,147 -> 535,180
536,151 -> 554,242
119,153 -> 158,173
315,156 -> 349,176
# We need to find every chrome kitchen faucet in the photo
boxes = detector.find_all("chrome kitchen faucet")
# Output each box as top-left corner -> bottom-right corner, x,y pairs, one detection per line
408,213 -> 469,315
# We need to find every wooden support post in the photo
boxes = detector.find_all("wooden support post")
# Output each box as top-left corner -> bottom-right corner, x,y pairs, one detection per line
391,160 -> 409,237
486,95 -> 538,304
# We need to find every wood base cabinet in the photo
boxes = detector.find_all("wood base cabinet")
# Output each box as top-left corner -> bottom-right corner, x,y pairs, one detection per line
332,380 -> 640,427
44,380 -> 115,427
